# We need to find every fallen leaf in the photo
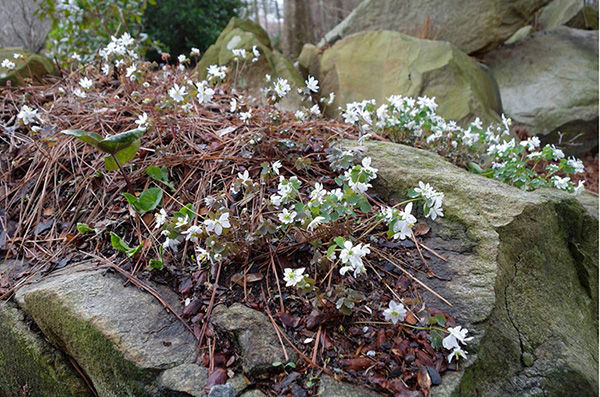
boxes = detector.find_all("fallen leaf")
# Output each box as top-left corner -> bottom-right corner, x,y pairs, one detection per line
413,223 -> 430,236
417,366 -> 431,396
205,368 -> 228,390
340,357 -> 372,371
231,272 -> 263,286
277,312 -> 301,328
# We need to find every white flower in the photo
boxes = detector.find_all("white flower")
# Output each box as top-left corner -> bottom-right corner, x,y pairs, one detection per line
427,200 -> 444,220
178,54 -> 187,63
175,215 -> 190,229
307,216 -> 326,232
101,63 -> 110,75
230,98 -> 237,112
17,105 -> 41,125
154,208 -> 168,229
270,194 -> 282,206
238,170 -> 251,184
135,112 -> 149,130
207,64 -> 227,82
448,346 -> 468,362
550,176 -> 570,190
190,47 -> 200,56
264,73 -> 271,82
272,160 -> 282,175
204,212 -> 231,235
283,267 -> 305,287
305,75 -> 319,93
13,53 -> 23,59
163,236 -> 181,252
71,52 -> 82,62
196,81 -> 215,104
573,180 -> 585,195
567,157 -> 585,174
1,59 -> 15,70
278,208 -> 297,224
443,325 -> 474,352
295,110 -> 306,120
339,240 -> 370,277
125,64 -> 137,80
182,225 -> 203,243
251,45 -> 260,62
73,88 -> 87,98
231,48 -> 247,60
382,300 -> 407,324
392,202 -> 417,240
361,157 -> 378,177
79,77 -> 93,90
169,83 -> 187,103
195,246 -> 209,264
239,110 -> 252,123
309,104 -> 320,115
273,78 -> 291,98
550,145 -> 565,160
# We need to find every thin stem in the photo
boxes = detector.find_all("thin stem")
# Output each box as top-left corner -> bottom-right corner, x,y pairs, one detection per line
110,153 -> 133,194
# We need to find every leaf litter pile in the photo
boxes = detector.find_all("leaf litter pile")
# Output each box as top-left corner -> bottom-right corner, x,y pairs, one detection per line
1,70 -> 461,397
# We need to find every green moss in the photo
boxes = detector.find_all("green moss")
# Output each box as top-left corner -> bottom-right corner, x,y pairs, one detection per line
0,48 -> 57,86
0,302 -> 90,396
21,290 -> 156,397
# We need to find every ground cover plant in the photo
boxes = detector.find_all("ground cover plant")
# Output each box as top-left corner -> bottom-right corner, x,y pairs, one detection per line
0,33 -> 590,395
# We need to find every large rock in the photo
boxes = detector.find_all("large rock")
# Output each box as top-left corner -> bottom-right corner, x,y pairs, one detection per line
0,301 -> 91,396
211,303 -> 298,375
311,30 -> 502,124
539,0 -> 599,30
0,48 -> 57,86
343,140 -> 598,395
319,0 -> 551,54
484,26 -> 599,154
196,18 -> 303,110
14,264 -> 200,396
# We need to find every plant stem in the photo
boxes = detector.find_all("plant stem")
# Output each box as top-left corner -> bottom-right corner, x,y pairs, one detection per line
111,153 -> 133,194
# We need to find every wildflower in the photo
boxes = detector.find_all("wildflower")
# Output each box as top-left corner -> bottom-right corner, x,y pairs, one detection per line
272,160 -> 282,175
238,170 -> 251,184
163,236 -> 181,252
175,215 -> 190,229
448,346 -> 468,362
549,145 -> 565,160
177,54 -> 187,63
382,300 -> 407,324
182,225 -> 203,243
79,77 -> 93,90
443,325 -> 473,351
273,78 -> 291,98
125,64 -> 137,80
207,64 -> 227,81
101,63 -> 110,75
574,180 -> 585,195
283,267 -> 305,287
309,104 -> 320,115
231,48 -> 247,60
73,88 -> 86,98
190,47 -> 200,56
567,157 -> 585,174
154,208 -> 168,229
307,216 -> 326,232
339,240 -> 370,277
427,200 -> 444,220
169,83 -> 187,103
392,202 -> 417,240
295,110 -> 306,120
305,75 -> 319,93
278,208 -> 297,224
251,45 -> 260,62
17,105 -> 41,125
71,52 -> 82,61
1,59 -> 15,70
135,113 -> 149,130
230,98 -> 237,112
270,195 -> 282,206
196,81 -> 215,104
13,53 -> 23,59
550,176 -> 570,190
195,246 -> 209,264
239,110 -> 252,123
204,212 -> 231,235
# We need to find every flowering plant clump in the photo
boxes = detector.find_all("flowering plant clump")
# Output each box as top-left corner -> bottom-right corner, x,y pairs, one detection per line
341,95 -> 586,194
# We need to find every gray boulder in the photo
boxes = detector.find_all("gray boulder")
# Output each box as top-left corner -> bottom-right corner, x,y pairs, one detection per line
539,0 -> 599,30
310,30 -> 502,124
484,26 -> 599,154
319,0 -> 551,54
342,140 -> 598,395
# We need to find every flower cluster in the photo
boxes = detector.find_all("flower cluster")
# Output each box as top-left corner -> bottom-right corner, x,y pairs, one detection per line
443,326 -> 473,362
339,240 -> 370,277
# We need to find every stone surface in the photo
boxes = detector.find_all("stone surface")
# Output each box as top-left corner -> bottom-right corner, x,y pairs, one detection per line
157,363 -> 208,397
539,0 -> 599,29
0,0 -> 50,52
484,26 -> 599,154
319,0 -> 551,54
208,383 -> 236,397
0,301 -> 91,397
211,303 -> 298,375
504,25 -> 533,44
239,390 -> 266,397
317,375 -> 379,397
311,30 -> 502,124
195,18 -> 303,111
14,264 -> 197,396
0,48 -> 57,86
342,140 -> 598,396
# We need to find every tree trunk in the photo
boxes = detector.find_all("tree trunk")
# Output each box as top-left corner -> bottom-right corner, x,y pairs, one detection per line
282,0 -> 315,57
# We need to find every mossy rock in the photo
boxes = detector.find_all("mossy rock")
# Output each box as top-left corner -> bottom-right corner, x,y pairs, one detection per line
539,0 -> 599,30
312,30 -> 502,124
195,18 -> 303,110
0,48 -> 57,86
14,264 -> 198,397
341,140 -> 598,395
0,301 -> 91,397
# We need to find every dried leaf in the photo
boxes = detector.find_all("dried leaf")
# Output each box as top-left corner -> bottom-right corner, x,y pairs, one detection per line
413,223 -> 430,236
340,357 -> 372,371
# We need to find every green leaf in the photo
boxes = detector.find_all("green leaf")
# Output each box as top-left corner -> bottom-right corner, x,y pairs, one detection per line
271,362 -> 282,367
146,166 -> 175,190
97,128 -> 145,154
126,243 -> 143,258
407,188 -> 419,198
434,314 -> 446,327
110,232 -> 131,253
149,258 -> 164,270
104,138 -> 141,171
174,204 -> 195,220
334,236 -> 346,249
76,222 -> 95,234
62,129 -> 103,148
138,188 -> 163,212
358,197 -> 372,213
467,161 -> 483,174
326,244 -> 336,258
